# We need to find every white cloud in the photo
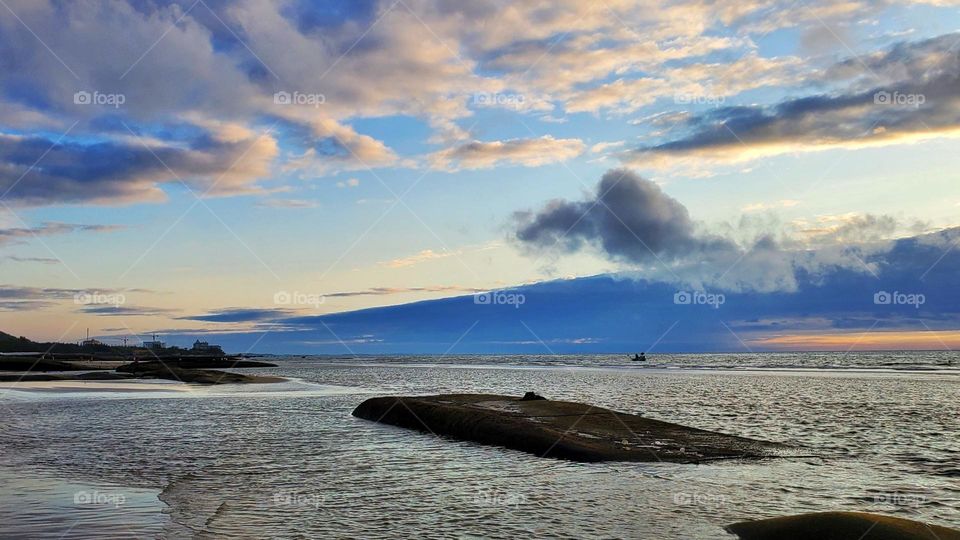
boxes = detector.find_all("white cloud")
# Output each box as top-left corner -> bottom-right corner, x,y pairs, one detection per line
742,199 -> 801,212
590,141 -> 627,153
430,136 -> 585,171
256,199 -> 319,209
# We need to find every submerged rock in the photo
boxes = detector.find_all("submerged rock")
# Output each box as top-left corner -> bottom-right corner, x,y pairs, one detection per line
726,511 -> 960,540
352,393 -> 793,463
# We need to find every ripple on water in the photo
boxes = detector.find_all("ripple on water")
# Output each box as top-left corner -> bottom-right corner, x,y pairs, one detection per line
0,357 -> 958,538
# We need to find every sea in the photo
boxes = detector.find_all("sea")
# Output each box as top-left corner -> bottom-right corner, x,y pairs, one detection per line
1,352 -> 958,539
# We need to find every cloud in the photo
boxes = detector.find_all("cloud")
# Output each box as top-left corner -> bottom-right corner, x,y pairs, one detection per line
0,222 -> 122,244
514,168 -> 728,262
381,249 -> 455,268
0,129 -> 277,206
430,135 -> 585,170
0,256 -> 60,264
513,168 -> 921,293
255,198 -> 319,209
566,54 -> 804,115
621,32 -> 960,171
280,119 -> 400,175
590,141 -> 626,153
177,307 -> 294,323
79,305 -> 180,317
337,178 -> 360,188
190,227 -> 960,353
0,284 -> 152,300
0,0 -> 409,200
793,213 -> 929,246
0,300 -> 57,311
355,198 -> 395,205
324,285 -> 482,298
0,0 -> 954,206
742,199 -> 801,212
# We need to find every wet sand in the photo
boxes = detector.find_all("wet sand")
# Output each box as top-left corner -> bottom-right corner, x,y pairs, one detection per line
0,379 -> 194,393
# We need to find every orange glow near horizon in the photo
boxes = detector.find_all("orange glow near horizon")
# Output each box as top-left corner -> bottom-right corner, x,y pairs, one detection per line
753,330 -> 960,351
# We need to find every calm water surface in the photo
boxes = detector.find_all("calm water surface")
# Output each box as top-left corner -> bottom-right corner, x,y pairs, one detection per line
1,353 -> 958,538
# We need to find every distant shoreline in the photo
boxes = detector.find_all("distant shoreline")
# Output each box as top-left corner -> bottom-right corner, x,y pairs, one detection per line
0,354 -> 284,386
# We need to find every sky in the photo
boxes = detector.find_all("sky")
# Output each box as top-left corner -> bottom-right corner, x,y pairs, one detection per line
0,0 -> 959,353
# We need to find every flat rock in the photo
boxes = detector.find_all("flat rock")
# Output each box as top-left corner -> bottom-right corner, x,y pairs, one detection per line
726,511 -> 960,540
352,393 -> 794,463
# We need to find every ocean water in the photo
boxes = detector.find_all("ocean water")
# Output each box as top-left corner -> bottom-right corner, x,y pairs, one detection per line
1,352 -> 958,539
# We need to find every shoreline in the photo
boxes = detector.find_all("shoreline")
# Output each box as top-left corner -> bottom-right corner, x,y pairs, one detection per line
0,355 -> 285,386
0,370 -> 287,385
0,379 -> 196,393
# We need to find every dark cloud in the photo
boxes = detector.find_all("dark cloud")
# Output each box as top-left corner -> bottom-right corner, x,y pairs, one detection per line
0,285 -> 154,300
0,300 -> 57,311
513,168 -> 733,263
824,32 -> 960,86
162,227 -> 960,354
512,168 -> 924,293
0,132 -> 274,206
0,285 -> 87,300
80,305 -> 180,317
177,308 -> 294,323
623,32 -> 960,168
324,285 -> 480,298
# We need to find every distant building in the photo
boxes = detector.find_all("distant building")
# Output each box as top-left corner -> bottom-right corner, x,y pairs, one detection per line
142,333 -> 165,350
80,329 -> 103,347
192,340 -> 223,353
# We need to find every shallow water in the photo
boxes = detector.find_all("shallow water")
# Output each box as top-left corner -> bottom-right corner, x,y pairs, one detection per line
1,353 -> 959,538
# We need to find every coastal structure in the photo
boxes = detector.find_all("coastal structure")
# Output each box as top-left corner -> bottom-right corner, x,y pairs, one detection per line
191,340 -> 217,351
80,329 -> 103,347
142,334 -> 165,350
